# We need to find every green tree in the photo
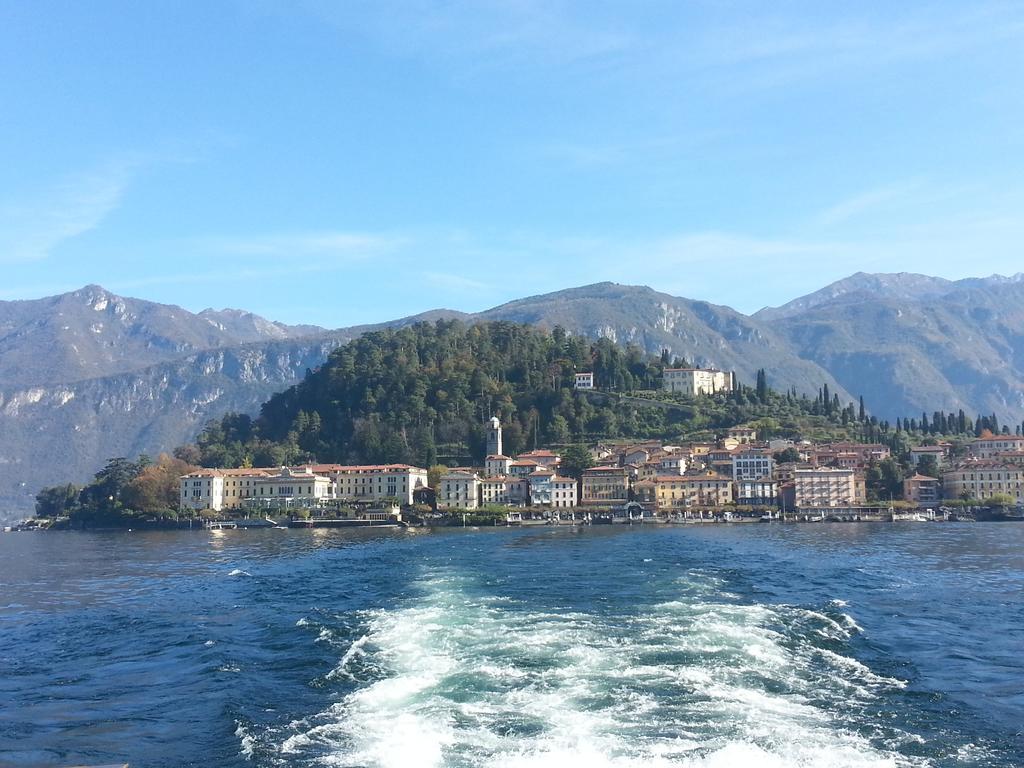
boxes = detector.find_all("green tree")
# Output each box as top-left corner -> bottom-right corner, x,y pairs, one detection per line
915,454 -> 939,479
987,493 -> 1016,507
558,444 -> 594,480
34,483 -> 80,518
773,447 -> 801,464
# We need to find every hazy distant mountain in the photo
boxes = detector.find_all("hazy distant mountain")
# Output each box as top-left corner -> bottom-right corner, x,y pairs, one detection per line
3,274 -> 1024,520
758,271 -> 1024,321
765,277 -> 1024,422
0,285 -> 324,387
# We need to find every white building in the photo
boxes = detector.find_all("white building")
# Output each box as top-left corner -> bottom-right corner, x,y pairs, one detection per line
574,372 -> 595,390
732,450 -> 774,482
438,470 -> 481,510
658,455 -> 687,475
527,469 -> 578,507
480,476 -> 529,506
320,464 -> 428,505
663,368 -> 734,396
180,469 -> 229,512
251,466 -> 334,508
791,468 -> 859,509
736,479 -> 779,506
485,455 -> 513,477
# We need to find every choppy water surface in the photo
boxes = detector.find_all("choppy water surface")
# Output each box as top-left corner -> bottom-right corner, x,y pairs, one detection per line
1,524 -> 1022,767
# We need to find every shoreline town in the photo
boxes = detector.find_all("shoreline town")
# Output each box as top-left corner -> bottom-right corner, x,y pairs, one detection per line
11,367 -> 1024,531
168,368 -> 1024,529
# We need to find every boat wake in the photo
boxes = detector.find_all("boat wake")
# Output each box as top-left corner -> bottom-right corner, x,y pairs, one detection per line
254,566 -> 949,767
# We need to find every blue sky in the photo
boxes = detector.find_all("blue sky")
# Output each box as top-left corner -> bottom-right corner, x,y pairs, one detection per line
2,1 -> 1023,326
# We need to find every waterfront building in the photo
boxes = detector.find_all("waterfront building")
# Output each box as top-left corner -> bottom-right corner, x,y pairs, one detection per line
528,469 -> 580,507
217,469 -> 276,509
662,367 -> 734,396
731,449 -> 773,482
651,472 -> 734,509
551,476 -> 578,508
903,474 -> 940,505
319,464 -> 429,505
574,372 -> 595,390
480,476 -> 523,506
252,466 -> 334,507
438,469 -> 482,510
736,479 -> 779,506
792,467 -> 860,509
942,462 -> 1024,503
966,435 -> 1024,460
581,466 -> 630,504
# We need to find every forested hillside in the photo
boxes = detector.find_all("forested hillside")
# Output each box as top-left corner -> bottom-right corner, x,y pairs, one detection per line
191,319 -> 926,471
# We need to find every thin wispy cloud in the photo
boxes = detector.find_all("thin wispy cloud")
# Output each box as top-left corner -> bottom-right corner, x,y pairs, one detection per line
198,231 -> 406,258
0,160 -> 137,264
299,1 -> 1024,90
302,0 -> 634,69
815,183 -> 924,228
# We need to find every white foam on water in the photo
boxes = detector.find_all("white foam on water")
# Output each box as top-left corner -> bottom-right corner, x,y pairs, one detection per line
235,721 -> 256,760
274,569 -> 930,768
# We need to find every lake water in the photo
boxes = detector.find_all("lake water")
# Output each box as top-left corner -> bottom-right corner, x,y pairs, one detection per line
1,523 -> 1022,767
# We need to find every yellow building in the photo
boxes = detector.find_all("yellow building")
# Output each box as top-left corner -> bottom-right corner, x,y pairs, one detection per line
581,466 -> 630,504
942,463 -> 1024,503
651,473 -> 734,509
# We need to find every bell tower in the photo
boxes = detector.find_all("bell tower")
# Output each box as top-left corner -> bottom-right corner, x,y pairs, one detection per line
486,416 -> 503,456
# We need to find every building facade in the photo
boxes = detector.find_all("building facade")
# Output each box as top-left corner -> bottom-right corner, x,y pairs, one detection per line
966,436 -> 1024,460
903,474 -> 940,505
662,368 -> 734,396
942,463 -> 1024,503
731,450 -> 774,482
574,372 -> 595,390
581,466 -> 630,504
322,464 -> 429,505
792,468 -> 859,509
438,470 -> 482,510
251,466 -> 334,508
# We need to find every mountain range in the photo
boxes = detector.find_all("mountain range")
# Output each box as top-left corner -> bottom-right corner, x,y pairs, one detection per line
2,273 -> 1023,519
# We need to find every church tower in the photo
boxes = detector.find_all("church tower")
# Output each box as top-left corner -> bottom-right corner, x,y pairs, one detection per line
486,416 -> 503,456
